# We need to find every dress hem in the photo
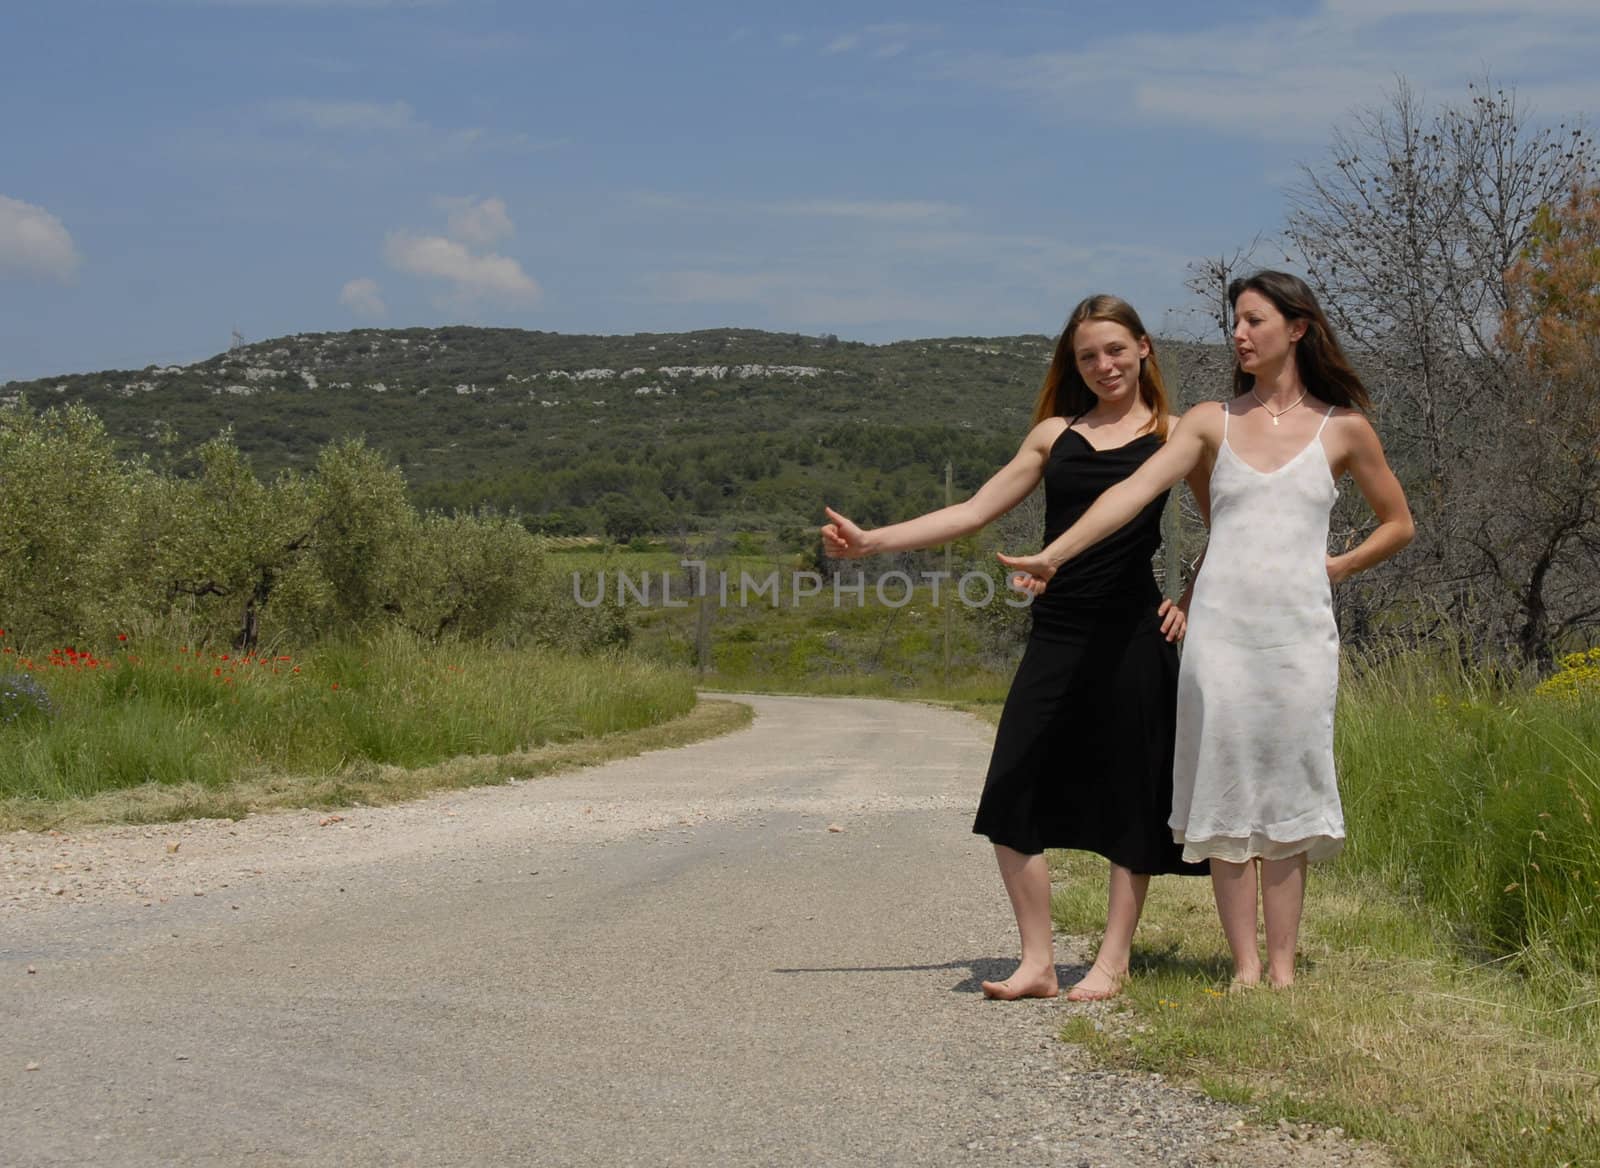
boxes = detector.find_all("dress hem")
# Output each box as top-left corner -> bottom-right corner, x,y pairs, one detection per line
973,825 -> 1209,876
1174,831 -> 1344,865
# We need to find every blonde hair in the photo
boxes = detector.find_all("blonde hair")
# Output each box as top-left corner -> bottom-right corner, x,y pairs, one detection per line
1031,294 -> 1170,437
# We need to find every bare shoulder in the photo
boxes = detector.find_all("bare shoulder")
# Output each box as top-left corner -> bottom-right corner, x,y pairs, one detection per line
1174,400 -> 1227,426
1023,415 -> 1070,453
1171,400 -> 1227,444
1321,406 -> 1390,478
1325,405 -> 1383,447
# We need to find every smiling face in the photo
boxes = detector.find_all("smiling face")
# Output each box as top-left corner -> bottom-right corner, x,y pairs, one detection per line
1232,288 -> 1306,376
1072,319 -> 1149,406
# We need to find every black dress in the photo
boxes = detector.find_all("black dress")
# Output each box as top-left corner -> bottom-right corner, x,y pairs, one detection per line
971,424 -> 1207,876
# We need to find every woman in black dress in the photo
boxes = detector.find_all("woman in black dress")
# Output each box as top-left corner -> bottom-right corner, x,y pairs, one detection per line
822,295 -> 1208,1001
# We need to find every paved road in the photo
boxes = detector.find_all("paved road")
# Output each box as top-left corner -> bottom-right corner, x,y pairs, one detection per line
2,695 -> 1375,1167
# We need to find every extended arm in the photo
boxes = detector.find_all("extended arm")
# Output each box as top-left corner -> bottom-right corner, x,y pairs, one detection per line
998,411 -> 1212,584
822,420 -> 1062,557
1328,414 -> 1414,582
1156,448 -> 1216,638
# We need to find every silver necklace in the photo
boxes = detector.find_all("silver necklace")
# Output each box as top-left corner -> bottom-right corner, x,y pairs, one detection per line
1250,387 -> 1308,426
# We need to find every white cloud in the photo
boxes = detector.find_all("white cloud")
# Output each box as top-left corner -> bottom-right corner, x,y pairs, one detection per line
339,277 -> 387,319
266,99 -> 419,132
863,22 -> 941,37
645,270 -> 780,304
621,186 -> 1192,335
241,99 -> 556,164
642,266 -> 967,327
944,2 -> 1600,142
439,195 -> 514,246
823,23 -> 939,59
771,199 -> 960,223
0,195 -> 82,283
627,191 -> 963,225
638,231 -> 1186,332
1326,0 -> 1595,15
383,231 -> 540,305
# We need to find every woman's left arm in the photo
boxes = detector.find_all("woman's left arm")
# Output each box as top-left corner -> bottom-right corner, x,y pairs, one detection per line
1158,457 -> 1215,640
1328,413 -> 1415,584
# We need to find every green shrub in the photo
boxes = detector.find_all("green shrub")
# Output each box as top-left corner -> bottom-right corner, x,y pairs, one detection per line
0,401 -> 624,655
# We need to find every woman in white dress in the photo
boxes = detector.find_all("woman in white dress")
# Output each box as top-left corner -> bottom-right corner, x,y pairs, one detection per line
998,271 -> 1414,988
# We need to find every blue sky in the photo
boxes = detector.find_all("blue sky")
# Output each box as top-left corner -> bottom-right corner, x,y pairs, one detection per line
2,0 -> 1596,381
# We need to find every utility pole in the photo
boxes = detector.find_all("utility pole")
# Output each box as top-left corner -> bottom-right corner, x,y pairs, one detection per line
694,565 -> 717,677
943,460 -> 953,688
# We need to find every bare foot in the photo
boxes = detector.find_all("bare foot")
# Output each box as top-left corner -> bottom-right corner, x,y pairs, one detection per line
1065,964 -> 1125,1002
1228,974 -> 1262,995
980,968 -> 1059,1000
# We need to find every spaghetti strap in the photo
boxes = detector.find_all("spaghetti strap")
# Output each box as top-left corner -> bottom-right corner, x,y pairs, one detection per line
1314,406 -> 1334,437
1222,401 -> 1231,438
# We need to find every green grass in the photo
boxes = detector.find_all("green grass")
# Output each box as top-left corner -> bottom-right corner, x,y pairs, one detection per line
1050,849 -> 1599,1168
0,699 -> 751,830
0,628 -> 700,824
1337,653 -> 1600,975
547,548 -> 1024,701
1036,658 -> 1600,1168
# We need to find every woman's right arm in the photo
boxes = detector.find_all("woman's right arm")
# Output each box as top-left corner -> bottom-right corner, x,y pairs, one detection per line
822,418 -> 1065,558
998,406 -> 1218,586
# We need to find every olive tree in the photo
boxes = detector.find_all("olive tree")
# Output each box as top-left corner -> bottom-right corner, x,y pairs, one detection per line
0,403 -> 142,644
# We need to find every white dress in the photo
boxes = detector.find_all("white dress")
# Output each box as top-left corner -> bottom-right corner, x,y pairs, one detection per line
1170,403 -> 1344,864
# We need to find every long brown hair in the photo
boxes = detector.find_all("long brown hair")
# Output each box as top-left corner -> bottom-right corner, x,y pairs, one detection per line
1228,271 -> 1371,411
1031,294 -> 1171,438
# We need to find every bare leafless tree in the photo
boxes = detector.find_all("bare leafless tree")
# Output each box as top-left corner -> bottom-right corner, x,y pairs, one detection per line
1182,235 -> 1267,349
1279,75 -> 1595,667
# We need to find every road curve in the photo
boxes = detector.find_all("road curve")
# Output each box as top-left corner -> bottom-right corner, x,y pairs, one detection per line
2,694 -> 1383,1167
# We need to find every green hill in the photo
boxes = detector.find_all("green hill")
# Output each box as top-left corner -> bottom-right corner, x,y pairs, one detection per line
1,326 -> 1230,536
